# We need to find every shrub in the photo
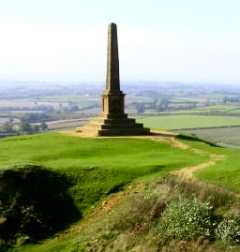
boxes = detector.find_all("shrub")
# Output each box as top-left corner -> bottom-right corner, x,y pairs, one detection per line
0,165 -> 81,247
216,216 -> 240,245
156,196 -> 215,241
110,192 -> 166,233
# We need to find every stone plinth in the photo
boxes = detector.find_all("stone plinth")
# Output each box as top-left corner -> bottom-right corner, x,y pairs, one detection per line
77,115 -> 150,136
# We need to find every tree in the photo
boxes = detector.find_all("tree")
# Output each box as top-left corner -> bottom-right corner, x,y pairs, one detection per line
136,103 -> 145,114
156,98 -> 169,112
19,119 -> 33,134
40,122 -> 48,131
1,120 -> 15,133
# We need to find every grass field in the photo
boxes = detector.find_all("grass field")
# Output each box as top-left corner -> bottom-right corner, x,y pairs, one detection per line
39,95 -> 99,107
190,104 -> 240,115
138,115 -> 240,130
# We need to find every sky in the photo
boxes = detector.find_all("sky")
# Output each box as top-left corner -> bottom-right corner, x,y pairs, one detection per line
0,0 -> 240,83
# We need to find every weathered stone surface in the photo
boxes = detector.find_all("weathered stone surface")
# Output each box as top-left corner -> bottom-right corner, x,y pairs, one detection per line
106,23 -> 120,93
78,23 -> 150,136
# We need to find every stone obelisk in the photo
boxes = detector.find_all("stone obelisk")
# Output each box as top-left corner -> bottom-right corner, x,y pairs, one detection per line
77,23 -> 150,136
98,23 -> 150,136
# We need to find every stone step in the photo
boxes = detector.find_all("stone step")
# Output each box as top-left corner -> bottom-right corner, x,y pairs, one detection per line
103,121 -> 140,128
100,123 -> 144,130
103,118 -> 136,124
98,127 -> 150,136
75,115 -> 150,136
105,114 -> 128,120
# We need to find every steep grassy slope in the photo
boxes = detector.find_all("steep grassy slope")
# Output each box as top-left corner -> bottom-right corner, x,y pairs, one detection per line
13,174 -> 240,252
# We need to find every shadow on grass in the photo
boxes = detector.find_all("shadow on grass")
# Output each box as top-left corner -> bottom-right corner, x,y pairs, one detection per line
0,164 -> 81,247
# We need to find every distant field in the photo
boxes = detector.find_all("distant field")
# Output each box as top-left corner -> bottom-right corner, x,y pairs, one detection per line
47,118 -> 87,130
138,115 -> 240,130
148,104 -> 240,116
39,95 -> 99,108
188,104 -> 240,115
0,99 -> 63,109
179,127 -> 240,147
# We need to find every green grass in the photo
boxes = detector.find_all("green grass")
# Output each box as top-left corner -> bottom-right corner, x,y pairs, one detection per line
186,104 -> 240,115
196,148 -> 240,192
0,132 -> 208,213
3,132 -> 240,252
0,132 -> 210,252
191,104 -> 238,112
138,115 -> 240,130
178,138 -> 240,193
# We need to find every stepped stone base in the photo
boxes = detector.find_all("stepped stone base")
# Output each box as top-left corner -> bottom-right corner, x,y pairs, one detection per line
76,114 -> 150,136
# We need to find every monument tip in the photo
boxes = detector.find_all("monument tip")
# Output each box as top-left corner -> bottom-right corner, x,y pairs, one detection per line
109,22 -> 117,28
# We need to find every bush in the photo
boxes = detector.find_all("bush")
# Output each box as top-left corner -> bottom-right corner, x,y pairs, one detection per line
216,216 -> 240,245
156,196 -> 215,241
0,165 -> 81,248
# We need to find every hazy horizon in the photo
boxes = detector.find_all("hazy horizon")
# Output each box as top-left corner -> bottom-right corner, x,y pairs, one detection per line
1,0 -> 240,84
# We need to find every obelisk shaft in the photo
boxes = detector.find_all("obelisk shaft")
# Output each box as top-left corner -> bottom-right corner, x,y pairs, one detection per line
106,23 -> 120,92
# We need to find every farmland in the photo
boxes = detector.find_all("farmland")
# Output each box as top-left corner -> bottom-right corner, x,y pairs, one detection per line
138,115 -> 240,130
137,115 -> 240,147
2,82 -> 240,148
179,127 -> 240,147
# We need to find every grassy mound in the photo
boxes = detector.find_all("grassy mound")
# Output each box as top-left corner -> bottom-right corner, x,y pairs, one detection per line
0,132 -> 209,213
0,133 -> 240,252
1,132 -> 230,252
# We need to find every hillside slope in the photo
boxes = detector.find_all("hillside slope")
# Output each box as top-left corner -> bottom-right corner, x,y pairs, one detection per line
0,133 -> 240,251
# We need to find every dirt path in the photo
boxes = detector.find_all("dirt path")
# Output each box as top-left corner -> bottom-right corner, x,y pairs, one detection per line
151,135 -> 240,201
172,154 -> 225,180
163,134 -> 226,180
147,132 -> 226,180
